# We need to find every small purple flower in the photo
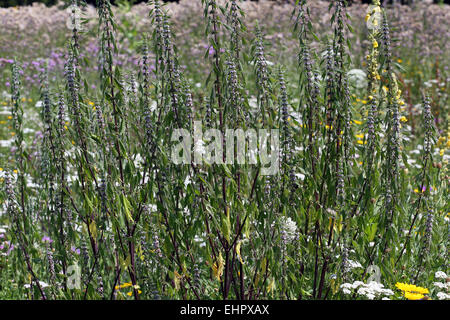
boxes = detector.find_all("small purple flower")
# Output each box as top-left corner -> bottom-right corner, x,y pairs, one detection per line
71,246 -> 80,255
42,236 -> 53,244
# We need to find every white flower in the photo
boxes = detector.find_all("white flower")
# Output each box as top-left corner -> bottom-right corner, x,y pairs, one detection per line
347,259 -> 363,270
433,282 -> 446,289
341,283 -> 353,290
351,281 -> 365,289
344,280 -> 393,299
435,271 -> 447,279
436,292 -> 450,300
342,288 -> 351,295
24,281 -> 49,289
279,216 -> 298,243
347,69 -> 367,89
147,204 -> 157,213
295,173 -> 305,181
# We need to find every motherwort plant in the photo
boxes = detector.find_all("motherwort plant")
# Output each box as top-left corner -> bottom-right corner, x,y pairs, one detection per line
1,0 -> 446,301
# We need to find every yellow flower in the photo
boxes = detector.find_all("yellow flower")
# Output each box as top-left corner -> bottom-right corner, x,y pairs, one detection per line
404,292 -> 424,300
10,132 -> 15,136
373,40 -> 378,48
355,133 -> 365,139
7,115 -> 13,119
353,120 -> 363,125
397,59 -> 403,63
115,282 -> 132,290
356,140 -> 366,145
365,14 -> 371,22
126,290 -> 142,296
88,101 -> 95,106
0,168 -> 3,171
440,149 -> 445,156
400,116 -> 408,122
395,282 -> 429,296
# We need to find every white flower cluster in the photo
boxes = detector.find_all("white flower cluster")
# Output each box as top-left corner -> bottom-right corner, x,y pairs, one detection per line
340,281 -> 394,300
434,271 -> 450,300
346,259 -> 363,271
24,281 -> 49,289
279,216 -> 298,243
347,69 -> 367,89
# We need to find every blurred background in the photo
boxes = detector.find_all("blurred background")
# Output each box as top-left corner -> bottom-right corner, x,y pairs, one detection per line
0,0 -> 449,8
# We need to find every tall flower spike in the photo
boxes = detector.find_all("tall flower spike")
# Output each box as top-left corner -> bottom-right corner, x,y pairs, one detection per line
253,22 -> 271,125
228,0 -> 242,60
225,58 -> 240,125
